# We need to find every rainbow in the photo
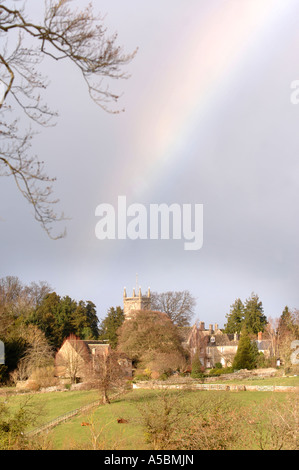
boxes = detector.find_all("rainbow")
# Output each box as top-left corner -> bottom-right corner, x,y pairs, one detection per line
111,0 -> 297,203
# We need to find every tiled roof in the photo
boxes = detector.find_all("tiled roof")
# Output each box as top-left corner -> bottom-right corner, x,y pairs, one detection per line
209,334 -> 239,346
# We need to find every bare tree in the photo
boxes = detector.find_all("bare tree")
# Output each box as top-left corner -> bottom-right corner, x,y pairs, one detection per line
265,317 -> 279,360
150,291 -> 196,326
10,324 -> 54,387
19,325 -> 54,375
0,0 -> 136,238
91,349 -> 128,404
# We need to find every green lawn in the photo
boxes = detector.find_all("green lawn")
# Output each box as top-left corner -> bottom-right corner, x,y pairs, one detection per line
51,391 -> 149,450
1,386 -> 297,450
45,389 -> 293,450
0,389 -> 100,430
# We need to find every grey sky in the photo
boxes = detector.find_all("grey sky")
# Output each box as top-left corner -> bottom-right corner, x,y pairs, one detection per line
1,0 -> 299,327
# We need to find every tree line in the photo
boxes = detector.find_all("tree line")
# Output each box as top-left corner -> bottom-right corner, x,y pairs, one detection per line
0,276 -> 99,383
0,276 -> 197,384
1,276 -> 298,385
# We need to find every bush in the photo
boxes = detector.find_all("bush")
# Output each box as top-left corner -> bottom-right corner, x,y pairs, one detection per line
191,352 -> 203,379
139,392 -> 245,450
209,367 -> 233,377
30,366 -> 58,389
0,396 -> 43,449
159,373 -> 169,381
132,373 -> 151,383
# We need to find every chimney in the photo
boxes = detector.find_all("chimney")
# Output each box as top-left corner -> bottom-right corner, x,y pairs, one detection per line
148,287 -> 151,298
199,321 -> 205,331
123,287 -> 127,298
214,323 -> 218,332
258,332 -> 262,342
209,324 -> 213,333
139,287 -> 142,298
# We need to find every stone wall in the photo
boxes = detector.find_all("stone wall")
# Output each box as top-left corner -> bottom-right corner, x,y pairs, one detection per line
133,382 -> 299,393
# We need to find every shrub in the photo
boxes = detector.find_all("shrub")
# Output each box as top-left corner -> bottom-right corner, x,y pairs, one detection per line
159,373 -> 169,381
209,367 -> 233,377
30,366 -> 58,389
190,352 -> 203,379
139,393 -> 245,450
132,374 -> 150,383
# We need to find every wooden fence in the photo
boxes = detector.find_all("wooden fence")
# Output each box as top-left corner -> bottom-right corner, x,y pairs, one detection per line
25,399 -> 103,438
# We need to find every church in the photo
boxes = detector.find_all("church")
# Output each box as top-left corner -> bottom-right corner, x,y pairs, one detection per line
123,286 -> 151,319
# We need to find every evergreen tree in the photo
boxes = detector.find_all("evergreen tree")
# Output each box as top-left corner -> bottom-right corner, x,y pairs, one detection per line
243,293 -> 267,335
224,298 -> 244,334
28,293 -> 99,349
72,301 -> 99,340
232,329 -> 258,370
98,307 -> 125,349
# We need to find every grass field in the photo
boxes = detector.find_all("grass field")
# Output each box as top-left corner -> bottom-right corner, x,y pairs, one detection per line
21,388 -> 296,450
1,389 -> 100,429
1,379 -> 298,450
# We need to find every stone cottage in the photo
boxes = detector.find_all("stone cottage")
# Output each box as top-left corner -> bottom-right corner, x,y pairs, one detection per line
55,336 -> 132,383
180,322 -> 239,368
181,322 -> 273,368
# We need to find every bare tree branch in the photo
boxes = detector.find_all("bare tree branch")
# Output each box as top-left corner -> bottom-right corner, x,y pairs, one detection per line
0,0 -> 137,238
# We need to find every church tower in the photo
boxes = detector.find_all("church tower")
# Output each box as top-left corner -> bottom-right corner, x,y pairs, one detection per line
123,286 -> 151,319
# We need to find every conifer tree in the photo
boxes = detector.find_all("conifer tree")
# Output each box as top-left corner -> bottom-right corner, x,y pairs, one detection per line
98,307 -> 125,349
232,328 -> 258,370
243,293 -> 267,335
224,298 -> 244,334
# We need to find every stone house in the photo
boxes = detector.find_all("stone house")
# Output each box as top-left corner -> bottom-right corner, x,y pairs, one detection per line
181,322 -> 273,368
55,336 -> 132,383
180,322 -> 239,368
255,331 -> 273,358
